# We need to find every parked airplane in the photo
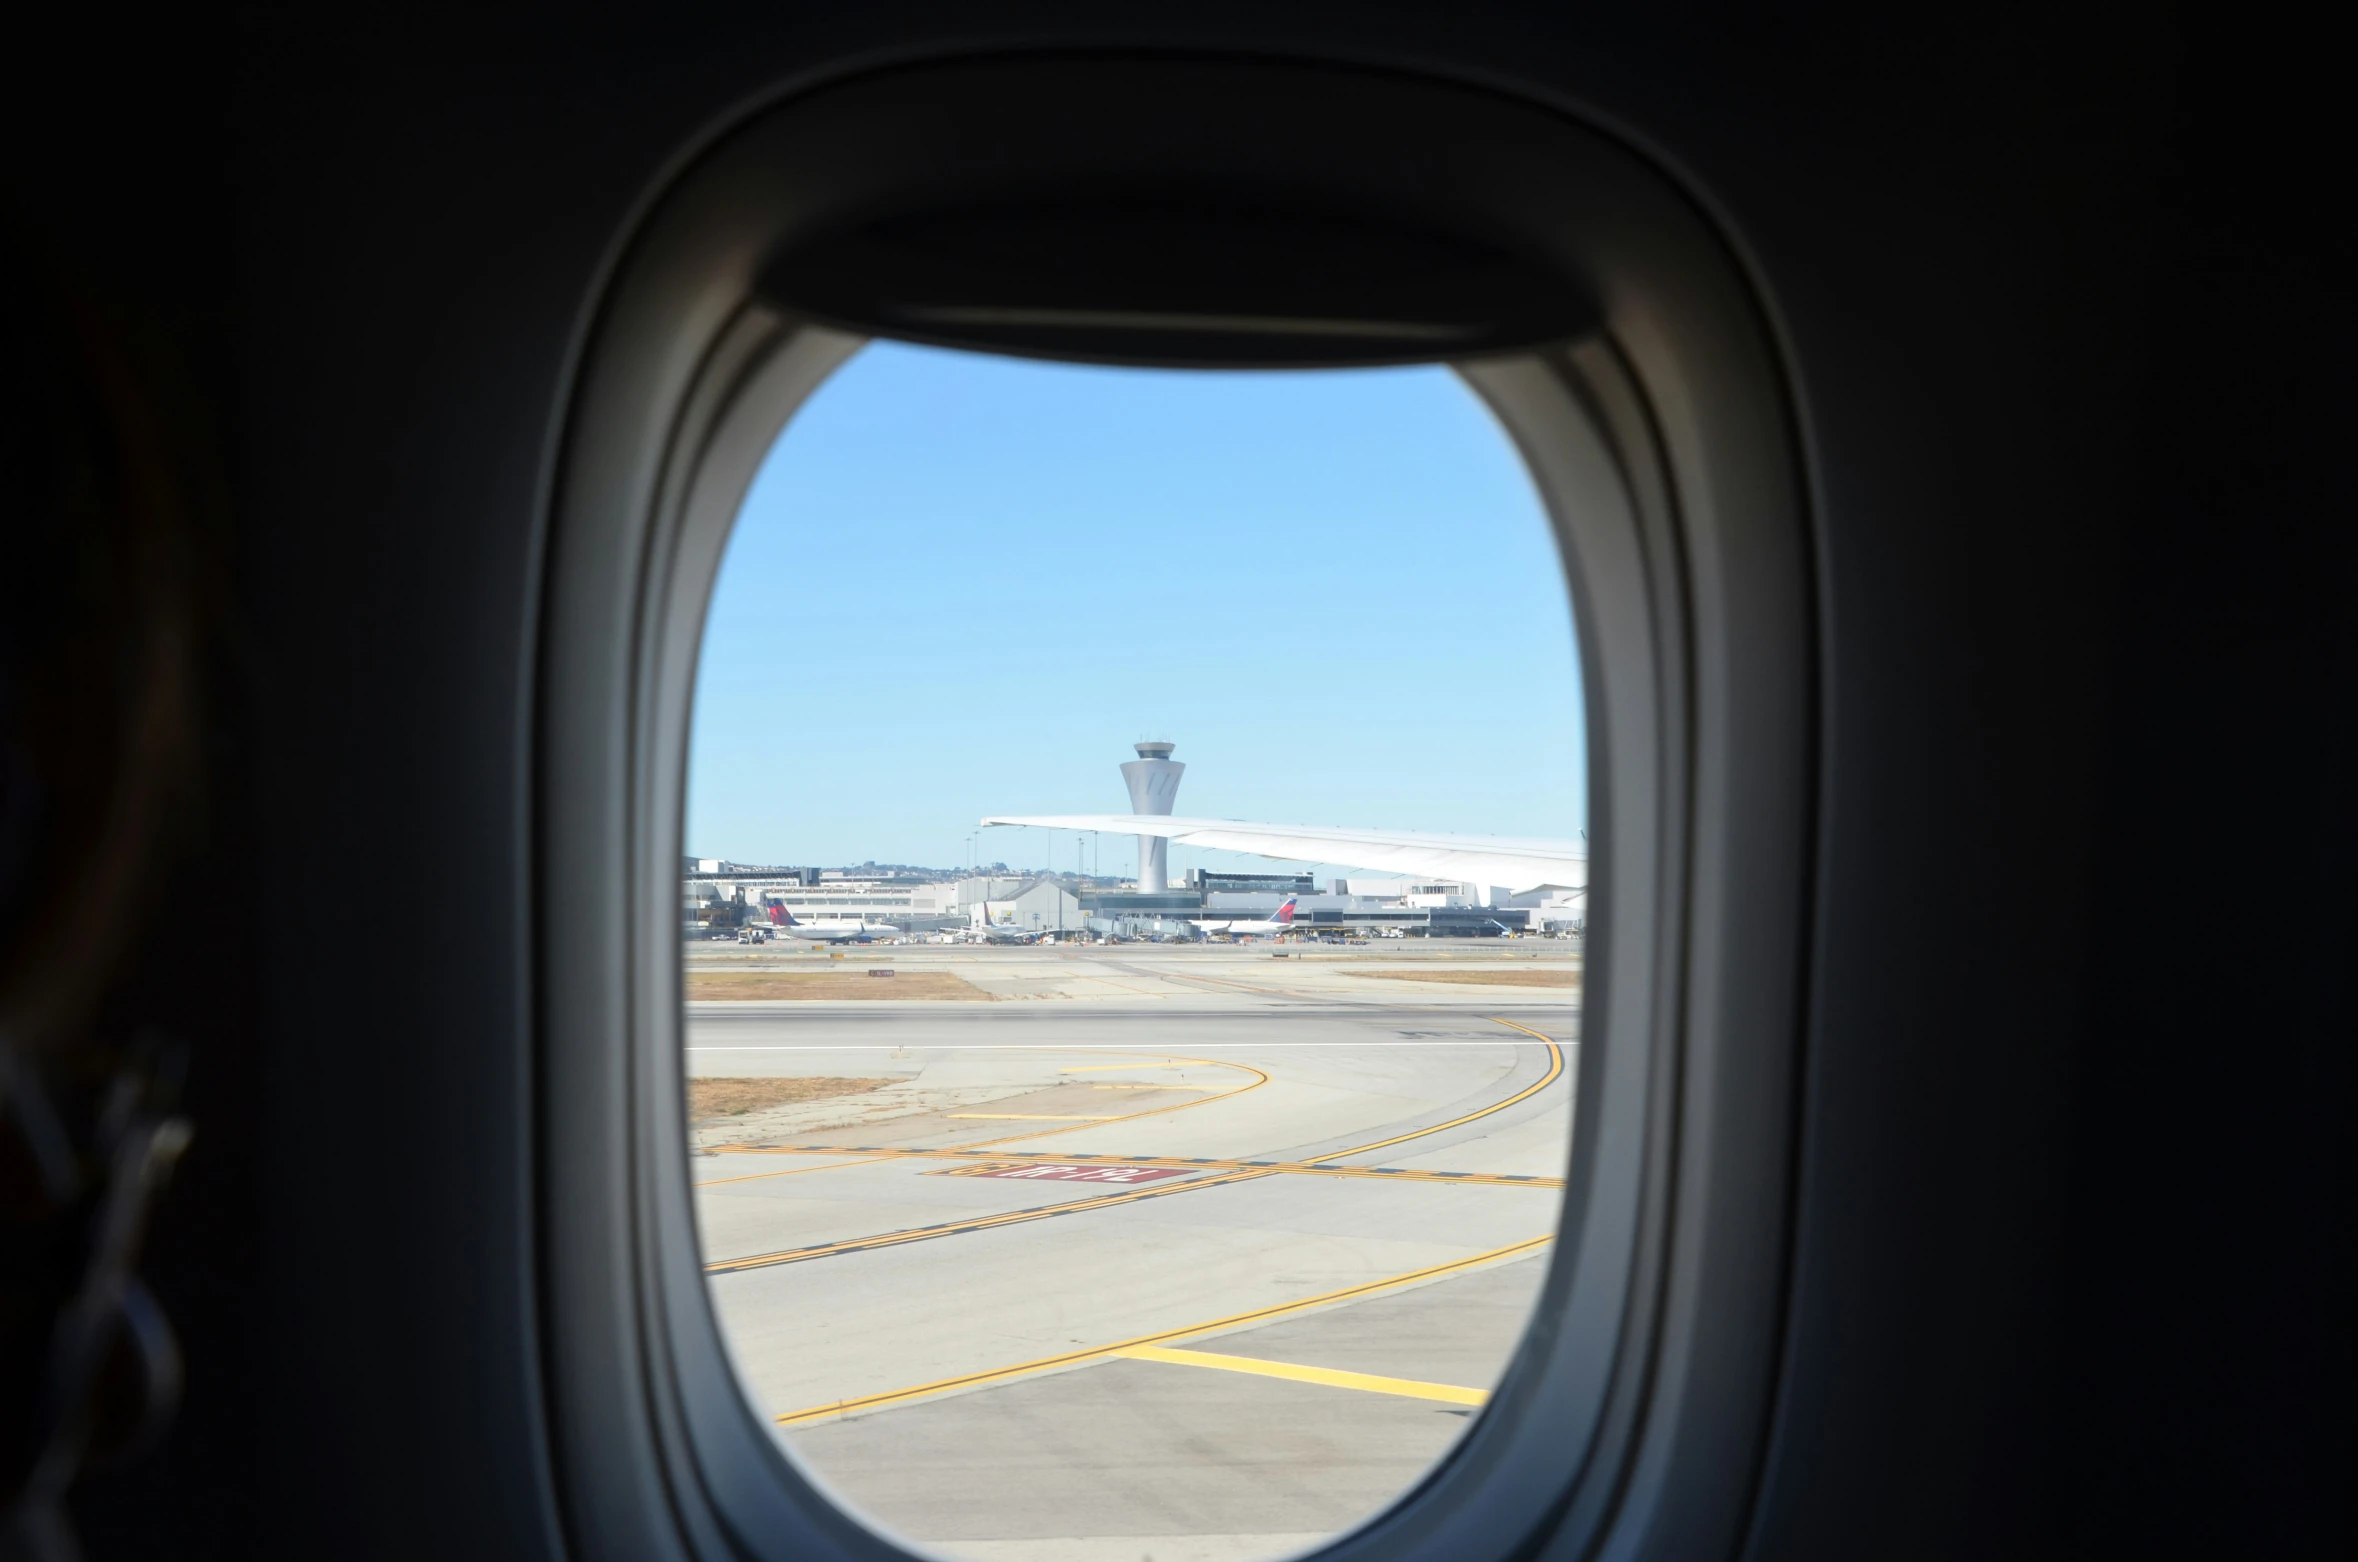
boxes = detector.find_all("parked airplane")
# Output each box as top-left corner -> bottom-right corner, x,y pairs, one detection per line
964,915 -> 1042,945
765,904 -> 901,944
1196,894 -> 1302,939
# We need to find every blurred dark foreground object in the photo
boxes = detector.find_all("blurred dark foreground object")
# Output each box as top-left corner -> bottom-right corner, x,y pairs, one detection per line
0,237 -> 205,1562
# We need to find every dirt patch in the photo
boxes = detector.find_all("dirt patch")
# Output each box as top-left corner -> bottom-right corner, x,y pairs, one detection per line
1346,967 -> 1583,988
685,970 -> 991,1001
688,1076 -> 896,1120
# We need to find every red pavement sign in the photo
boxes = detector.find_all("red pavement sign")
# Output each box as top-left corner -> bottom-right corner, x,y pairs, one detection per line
934,1162 -> 1190,1184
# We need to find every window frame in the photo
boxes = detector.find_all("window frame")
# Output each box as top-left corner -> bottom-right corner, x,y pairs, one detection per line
536,54 -> 1811,1562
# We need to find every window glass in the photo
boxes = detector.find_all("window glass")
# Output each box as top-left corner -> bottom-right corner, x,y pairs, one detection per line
685,342 -> 1585,1562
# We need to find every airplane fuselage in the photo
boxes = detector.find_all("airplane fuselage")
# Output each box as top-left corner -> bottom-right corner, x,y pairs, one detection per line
773,917 -> 899,944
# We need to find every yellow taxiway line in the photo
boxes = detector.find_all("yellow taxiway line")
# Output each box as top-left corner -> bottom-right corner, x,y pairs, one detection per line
960,1051 -> 1269,1149
696,1048 -> 1264,1186
1111,1345 -> 1487,1406
774,1233 -> 1549,1426
705,1028 -> 1563,1268
944,1113 -> 1122,1121
702,1162 -> 1279,1273
694,1153 -> 910,1188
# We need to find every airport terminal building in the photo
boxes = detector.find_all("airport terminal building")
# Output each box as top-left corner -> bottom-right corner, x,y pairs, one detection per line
1077,869 -> 1581,939
683,736 -> 1582,940
683,862 -> 1085,937
684,862 -> 966,935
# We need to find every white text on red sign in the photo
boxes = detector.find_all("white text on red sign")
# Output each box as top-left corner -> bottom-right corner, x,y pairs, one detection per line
937,1162 -> 1190,1184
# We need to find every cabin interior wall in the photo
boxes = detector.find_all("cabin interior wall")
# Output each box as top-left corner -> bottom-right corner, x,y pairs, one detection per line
2053,33 -> 2353,1553
2,19 -> 267,1557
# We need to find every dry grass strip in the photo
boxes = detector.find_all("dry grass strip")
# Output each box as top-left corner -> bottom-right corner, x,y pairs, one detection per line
1345,967 -> 1583,988
689,1077 -> 896,1119
685,970 -> 991,1001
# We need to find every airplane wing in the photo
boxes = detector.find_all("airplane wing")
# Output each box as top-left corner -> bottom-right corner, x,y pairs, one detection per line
979,813 -> 1586,894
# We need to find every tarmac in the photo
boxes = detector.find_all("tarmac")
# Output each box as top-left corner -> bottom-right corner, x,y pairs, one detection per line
685,941 -> 1579,1562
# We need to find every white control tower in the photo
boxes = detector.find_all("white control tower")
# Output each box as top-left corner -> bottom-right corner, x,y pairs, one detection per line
1119,741 -> 1186,892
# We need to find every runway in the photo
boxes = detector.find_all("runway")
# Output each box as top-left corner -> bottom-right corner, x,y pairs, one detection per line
686,945 -> 1578,1562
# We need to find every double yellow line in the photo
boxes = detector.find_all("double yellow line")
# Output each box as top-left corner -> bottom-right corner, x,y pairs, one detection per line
703,1157 -> 1281,1273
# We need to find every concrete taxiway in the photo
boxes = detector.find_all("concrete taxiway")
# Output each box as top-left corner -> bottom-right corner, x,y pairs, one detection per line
685,943 -> 1579,1562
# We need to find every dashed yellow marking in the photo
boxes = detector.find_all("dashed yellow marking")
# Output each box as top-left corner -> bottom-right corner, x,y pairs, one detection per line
1112,1346 -> 1488,1406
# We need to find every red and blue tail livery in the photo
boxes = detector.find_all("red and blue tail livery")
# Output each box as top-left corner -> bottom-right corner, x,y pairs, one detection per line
1191,894 -> 1304,938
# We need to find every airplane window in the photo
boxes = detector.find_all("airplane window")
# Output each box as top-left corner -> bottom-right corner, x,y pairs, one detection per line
683,341 -> 1585,1562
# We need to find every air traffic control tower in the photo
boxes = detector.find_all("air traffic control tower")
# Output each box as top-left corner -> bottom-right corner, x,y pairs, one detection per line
1120,741 -> 1185,892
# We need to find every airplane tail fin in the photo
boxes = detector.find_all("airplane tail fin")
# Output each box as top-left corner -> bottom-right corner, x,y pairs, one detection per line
1275,896 -> 1298,924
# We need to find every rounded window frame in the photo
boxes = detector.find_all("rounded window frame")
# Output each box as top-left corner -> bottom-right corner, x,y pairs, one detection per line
536,54 -> 1812,1562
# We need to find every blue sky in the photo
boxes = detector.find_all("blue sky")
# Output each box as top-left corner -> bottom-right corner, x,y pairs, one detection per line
686,341 -> 1584,881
